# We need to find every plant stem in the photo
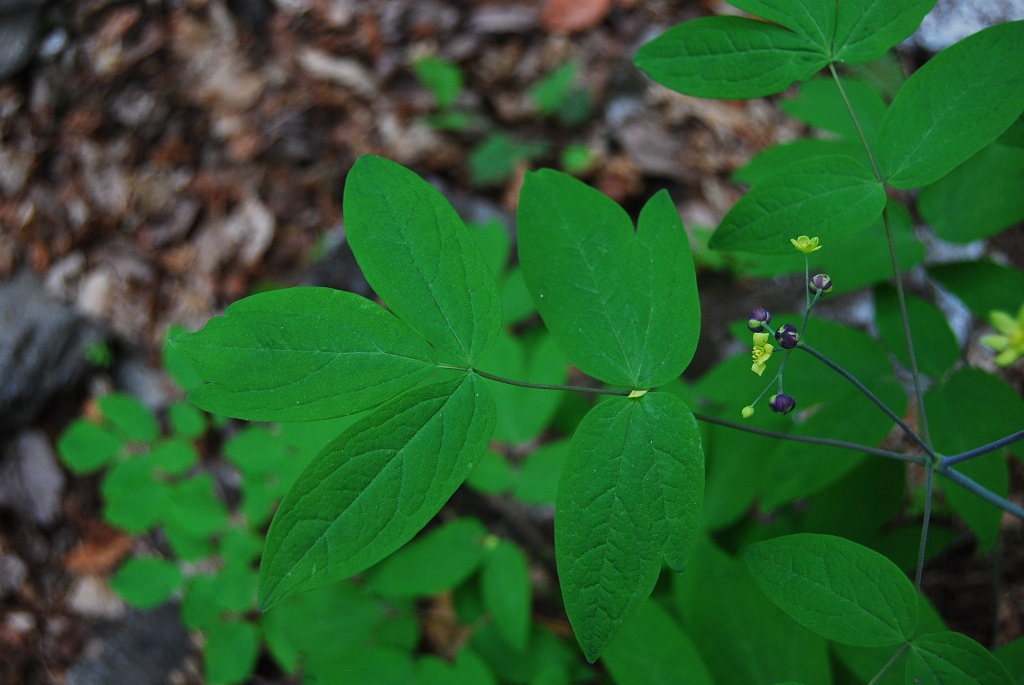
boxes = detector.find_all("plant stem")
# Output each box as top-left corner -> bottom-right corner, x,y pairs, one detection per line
693,412 -> 925,464
938,466 -> 1024,519
466,367 -> 633,396
914,460 -> 933,592
867,644 -> 909,685
942,428 -> 1024,466
797,343 -> 937,459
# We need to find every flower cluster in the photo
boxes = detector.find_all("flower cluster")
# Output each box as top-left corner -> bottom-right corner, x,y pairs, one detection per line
982,304 -> 1024,366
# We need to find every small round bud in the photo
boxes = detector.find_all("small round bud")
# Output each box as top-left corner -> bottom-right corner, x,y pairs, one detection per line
747,308 -> 772,332
775,323 -> 799,349
741,406 -> 755,419
769,393 -> 796,415
809,273 -> 833,295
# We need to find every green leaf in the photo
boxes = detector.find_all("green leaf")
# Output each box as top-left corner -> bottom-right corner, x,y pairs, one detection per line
220,528 -> 264,566
481,540 -> 532,652
500,268 -> 536,327
518,172 -> 700,388
832,0 -> 937,63
57,419 -> 123,474
780,77 -> 887,144
602,599 -> 714,685
469,134 -> 548,188
110,557 -> 183,609
999,113 -> 1024,148
515,440 -> 570,506
149,438 -> 199,475
369,518 -> 487,597
919,143 -> 1024,243
877,21 -> 1024,189
994,636 -> 1024,685
418,650 -> 498,685
98,393 -> 159,442
726,0 -> 835,54
213,562 -> 259,613
875,286 -> 959,379
556,392 -> 703,661
907,631 -> 1015,685
344,155 -> 502,364
168,401 -> 206,438
634,16 -> 829,99
173,287 -> 436,421
101,458 -> 170,533
469,219 -> 511,278
182,575 -> 222,629
165,474 -> 229,538
204,620 -> 260,685
530,63 -> 577,115
258,374 -> 496,609
744,533 -> 918,646
466,449 -> 516,495
929,261 -> 1024,320
711,155 -> 886,254
413,56 -> 463,110
164,323 -> 204,392
926,368 -> 1021,552
733,138 -> 867,185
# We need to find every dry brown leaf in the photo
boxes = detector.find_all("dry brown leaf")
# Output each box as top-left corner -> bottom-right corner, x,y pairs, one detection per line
541,0 -> 611,34
65,525 -> 133,576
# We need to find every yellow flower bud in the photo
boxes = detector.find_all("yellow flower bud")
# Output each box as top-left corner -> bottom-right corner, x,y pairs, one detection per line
791,235 -> 821,254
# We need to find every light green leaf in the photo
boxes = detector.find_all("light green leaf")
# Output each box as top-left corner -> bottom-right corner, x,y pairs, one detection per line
469,219 -> 511,278
875,286 -> 959,379
343,154 -> 502,364
258,374 -> 496,609
149,438 -> 198,476
466,449 -> 516,495
111,557 -> 183,609
556,392 -> 703,661
518,172 -> 700,388
168,401 -> 206,438
833,0 -> 937,63
711,155 -> 886,254
530,63 -> 577,115
928,261 -> 1024,321
165,473 -> 229,538
726,0 -> 835,54
164,323 -> 204,391
733,138 -> 867,186
204,620 -> 260,685
780,77 -> 887,144
173,287 -> 436,422
418,650 -> 498,685
602,598 -> 714,685
907,631 -> 1015,685
469,134 -> 548,188
481,540 -> 532,652
57,419 -> 123,475
413,56 -> 463,110
101,458 -> 171,533
212,562 -> 259,613
500,268 -> 536,327
515,440 -> 570,506
369,518 -> 487,597
182,575 -> 222,630
877,21 -> 1024,189
220,528 -> 264,566
745,533 -> 918,647
98,393 -> 159,443
919,143 -> 1024,243
634,16 -> 829,99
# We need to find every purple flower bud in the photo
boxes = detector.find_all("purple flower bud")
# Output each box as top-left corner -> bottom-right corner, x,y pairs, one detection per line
809,273 -> 833,294
769,393 -> 796,415
775,323 -> 799,349
747,308 -> 772,332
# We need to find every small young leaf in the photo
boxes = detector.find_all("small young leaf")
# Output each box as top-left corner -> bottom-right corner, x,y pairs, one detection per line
518,172 -> 699,388
182,575 -> 222,629
481,540 -> 532,652
711,155 -> 886,254
98,393 -> 159,443
832,0 -> 937,64
469,134 -> 548,188
744,533 -> 918,647
220,528 -> 264,566
173,288 -> 436,422
530,63 -> 577,115
212,562 -> 259,613
556,392 -> 703,661
928,261 -> 1024,320
877,21 -> 1024,189
602,599 -> 715,685
907,631 -> 1015,685
418,650 -> 498,685
101,459 -> 171,533
726,0 -> 835,55
204,620 -> 260,685
110,557 -> 183,609
164,323 -> 204,392
57,419 -> 123,475
168,401 -> 206,438
515,440 -> 570,506
634,16 -> 828,99
165,473 -> 229,539
780,78 -> 887,144
258,375 -> 496,609
149,438 -> 199,475
875,286 -> 959,379
413,56 -> 463,110
344,155 -> 502,364
369,518 -> 487,598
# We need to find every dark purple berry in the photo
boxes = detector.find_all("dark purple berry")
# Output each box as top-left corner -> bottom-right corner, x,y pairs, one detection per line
775,323 -> 799,349
747,308 -> 772,332
809,273 -> 833,294
769,393 -> 796,415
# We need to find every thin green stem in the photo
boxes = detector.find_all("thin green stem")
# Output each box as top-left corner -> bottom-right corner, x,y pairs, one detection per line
914,460 -> 933,592
465,367 -> 633,396
942,428 -> 1024,466
938,466 -> 1024,519
804,254 -> 811,321
867,644 -> 909,685
828,63 -> 881,179
797,343 -> 937,459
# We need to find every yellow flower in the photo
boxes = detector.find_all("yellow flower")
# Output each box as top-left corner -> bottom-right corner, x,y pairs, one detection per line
741,406 -> 755,419
751,332 -> 774,376
791,236 -> 821,254
981,304 -> 1024,366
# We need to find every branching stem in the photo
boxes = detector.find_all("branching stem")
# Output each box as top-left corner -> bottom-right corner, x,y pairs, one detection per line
867,644 -> 909,685
914,460 -> 934,592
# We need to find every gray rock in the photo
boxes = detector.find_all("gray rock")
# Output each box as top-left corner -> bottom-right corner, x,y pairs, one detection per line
911,0 -> 1024,51
0,271 -> 105,434
0,549 -> 28,599
65,605 -> 193,685
469,4 -> 538,33
0,0 -> 46,81
0,430 -> 66,526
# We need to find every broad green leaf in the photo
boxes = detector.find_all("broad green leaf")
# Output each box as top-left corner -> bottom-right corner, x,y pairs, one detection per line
674,537 -> 832,685
744,533 -> 918,646
173,287 -> 436,422
926,368 -> 1020,551
928,261 -> 1024,320
418,651 -> 497,685
832,0 -> 937,63
98,392 -> 159,442
919,143 -> 1024,243
110,557 -> 183,609
466,449 -> 516,494
469,623 -> 581,684
780,78 -> 887,144
343,154 -> 502,364
712,155 -> 886,254
634,16 -> 829,99
165,474 -> 229,538
101,458 -> 170,533
994,636 -> 1024,685
727,0 -> 835,54
413,56 -> 463,110
168,401 -> 205,438
204,620 -> 260,685
518,172 -> 700,388
907,631 -> 1015,685
469,219 -> 511,278
875,286 -> 959,379
225,425 -> 288,478
164,323 -> 203,391
602,599 -> 714,685
801,458 -> 906,545
369,518 -> 487,597
500,268 -> 536,327
481,540 -> 532,652
556,392 -> 703,661
258,374 -> 496,609
213,562 -> 259,613
57,419 -> 123,475
843,50 -> 908,101
733,138 -> 867,186
877,21 -> 1024,189
515,440 -> 570,506
999,113 -> 1024,148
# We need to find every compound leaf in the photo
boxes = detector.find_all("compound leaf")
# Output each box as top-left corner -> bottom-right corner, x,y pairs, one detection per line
481,539 -> 532,652
556,392 -> 703,661
101,458 -> 171,533
833,0 -> 937,64
110,557 -> 183,609
907,632 -> 1015,685
344,154 -> 502,364
518,171 -> 699,388
98,393 -> 159,443
727,0 -> 835,54
173,287 -> 436,422
369,518 -> 487,598
258,374 -> 496,609
780,78 -> 887,144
